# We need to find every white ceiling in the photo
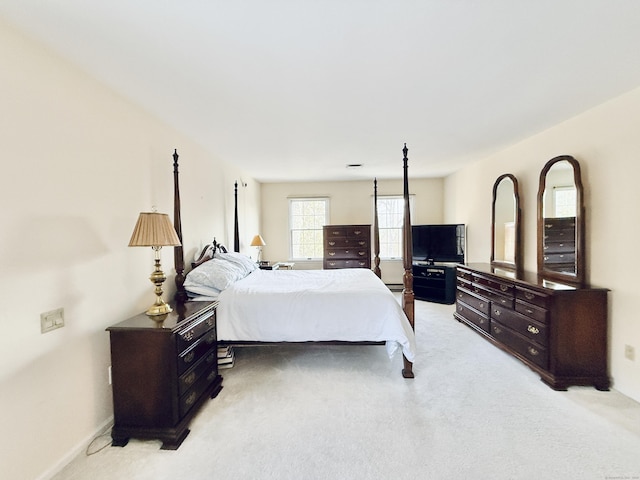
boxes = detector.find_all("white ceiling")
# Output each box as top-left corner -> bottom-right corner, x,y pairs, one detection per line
3,1 -> 640,182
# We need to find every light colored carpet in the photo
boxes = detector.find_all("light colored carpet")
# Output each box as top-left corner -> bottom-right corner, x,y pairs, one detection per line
53,300 -> 640,480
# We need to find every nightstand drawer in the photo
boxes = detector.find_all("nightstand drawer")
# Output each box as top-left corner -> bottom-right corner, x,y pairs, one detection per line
176,307 -> 216,352
178,345 -> 218,395
177,328 -> 217,375
180,366 -> 219,417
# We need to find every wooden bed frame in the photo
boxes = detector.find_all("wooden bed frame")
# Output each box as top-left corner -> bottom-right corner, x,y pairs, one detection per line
171,145 -> 415,378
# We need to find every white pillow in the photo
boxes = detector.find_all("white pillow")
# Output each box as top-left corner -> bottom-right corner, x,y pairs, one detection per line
184,284 -> 221,299
184,258 -> 246,292
214,252 -> 258,275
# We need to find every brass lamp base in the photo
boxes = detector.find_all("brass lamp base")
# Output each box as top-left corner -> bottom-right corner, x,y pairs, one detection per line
146,301 -> 173,317
145,247 -> 172,321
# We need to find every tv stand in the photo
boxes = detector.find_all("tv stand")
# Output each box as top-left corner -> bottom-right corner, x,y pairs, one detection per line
412,263 -> 456,304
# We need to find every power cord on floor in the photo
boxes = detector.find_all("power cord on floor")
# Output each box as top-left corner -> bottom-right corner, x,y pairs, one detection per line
85,422 -> 114,456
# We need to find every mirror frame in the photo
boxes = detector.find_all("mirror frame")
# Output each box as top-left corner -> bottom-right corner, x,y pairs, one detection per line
491,173 -> 522,271
537,155 -> 585,284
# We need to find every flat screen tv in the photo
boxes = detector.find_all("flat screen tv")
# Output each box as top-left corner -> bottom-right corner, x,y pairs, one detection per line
412,224 -> 465,264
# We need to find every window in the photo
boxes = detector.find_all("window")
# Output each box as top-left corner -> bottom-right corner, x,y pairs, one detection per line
289,197 -> 329,260
376,195 -> 414,259
553,186 -> 576,217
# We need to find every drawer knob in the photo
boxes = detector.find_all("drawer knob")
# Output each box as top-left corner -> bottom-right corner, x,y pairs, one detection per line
206,317 -> 214,327
185,392 -> 197,407
494,309 -> 501,316
527,346 -> 540,356
526,309 -> 534,315
184,351 -> 195,364
184,372 -> 197,387
500,285 -> 508,292
479,303 -> 484,308
182,330 -> 195,342
493,326 -> 502,335
525,292 -> 535,300
527,325 -> 540,335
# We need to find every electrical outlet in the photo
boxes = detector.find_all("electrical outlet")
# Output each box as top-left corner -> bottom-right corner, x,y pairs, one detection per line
624,344 -> 635,361
40,308 -> 64,334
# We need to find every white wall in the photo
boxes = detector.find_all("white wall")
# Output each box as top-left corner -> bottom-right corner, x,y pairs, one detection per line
444,86 -> 640,403
260,177 -> 444,284
0,21 -> 259,480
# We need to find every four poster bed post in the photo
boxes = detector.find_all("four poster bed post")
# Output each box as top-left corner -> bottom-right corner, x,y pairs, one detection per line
171,143 -> 415,378
173,149 -> 188,304
373,178 -> 381,278
401,143 -> 415,378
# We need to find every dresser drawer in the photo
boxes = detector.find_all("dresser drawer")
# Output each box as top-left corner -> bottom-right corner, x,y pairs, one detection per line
471,283 -> 513,309
491,321 -> 548,369
177,327 -> 217,375
456,301 -> 490,333
324,227 -> 348,238
457,268 -> 473,282
324,259 -> 370,269
325,237 -> 369,249
473,274 -> 514,297
346,226 -> 369,238
543,241 -> 575,254
178,345 -> 218,396
325,247 -> 369,259
176,308 -> 216,353
515,287 -> 549,309
456,288 -> 490,316
492,304 -> 548,346
515,299 -> 548,324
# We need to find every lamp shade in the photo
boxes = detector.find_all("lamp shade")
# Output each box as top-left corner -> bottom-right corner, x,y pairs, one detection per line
128,212 -> 182,247
250,234 -> 266,247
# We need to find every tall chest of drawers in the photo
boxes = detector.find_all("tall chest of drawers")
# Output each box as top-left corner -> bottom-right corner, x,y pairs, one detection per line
323,224 -> 371,269
107,301 -> 223,449
454,263 -> 609,391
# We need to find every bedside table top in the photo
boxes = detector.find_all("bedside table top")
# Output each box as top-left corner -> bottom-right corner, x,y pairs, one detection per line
107,301 -> 217,331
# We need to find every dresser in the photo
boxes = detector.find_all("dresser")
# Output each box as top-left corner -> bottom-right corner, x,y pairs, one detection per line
323,224 -> 371,269
454,263 -> 609,391
107,301 -> 223,449
542,216 -> 576,272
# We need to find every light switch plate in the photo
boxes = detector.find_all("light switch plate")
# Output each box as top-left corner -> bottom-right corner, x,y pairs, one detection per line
41,308 -> 64,333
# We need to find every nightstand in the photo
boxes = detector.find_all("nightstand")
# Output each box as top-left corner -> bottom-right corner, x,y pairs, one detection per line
107,301 -> 223,449
259,262 -> 279,270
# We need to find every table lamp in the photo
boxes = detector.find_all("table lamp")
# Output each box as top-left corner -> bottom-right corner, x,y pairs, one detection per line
250,234 -> 266,263
129,212 -> 182,317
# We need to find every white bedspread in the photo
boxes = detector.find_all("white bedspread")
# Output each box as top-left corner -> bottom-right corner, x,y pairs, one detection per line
216,268 -> 416,362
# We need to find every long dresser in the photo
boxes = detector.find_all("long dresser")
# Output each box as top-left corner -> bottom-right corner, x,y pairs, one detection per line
107,301 -> 223,449
323,224 -> 371,269
454,263 -> 609,391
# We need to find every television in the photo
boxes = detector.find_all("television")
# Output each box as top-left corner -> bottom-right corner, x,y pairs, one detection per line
412,224 -> 465,264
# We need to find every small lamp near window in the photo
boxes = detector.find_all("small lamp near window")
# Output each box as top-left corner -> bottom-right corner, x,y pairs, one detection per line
129,212 -> 182,318
250,234 -> 266,263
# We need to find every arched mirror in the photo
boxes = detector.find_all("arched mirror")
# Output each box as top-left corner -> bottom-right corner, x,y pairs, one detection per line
537,155 -> 585,284
491,174 -> 522,271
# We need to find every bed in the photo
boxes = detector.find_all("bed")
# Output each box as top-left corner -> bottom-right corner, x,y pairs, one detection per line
171,145 -> 417,377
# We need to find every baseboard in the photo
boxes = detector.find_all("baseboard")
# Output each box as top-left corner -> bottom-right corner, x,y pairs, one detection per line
36,415 -> 114,480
